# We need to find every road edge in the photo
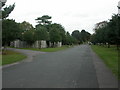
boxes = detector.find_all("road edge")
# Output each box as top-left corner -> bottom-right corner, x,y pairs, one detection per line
90,46 -> 118,88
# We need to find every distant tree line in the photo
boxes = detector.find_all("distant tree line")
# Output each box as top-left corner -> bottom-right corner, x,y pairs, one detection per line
72,30 -> 91,44
90,14 -> 120,50
2,1 -> 91,48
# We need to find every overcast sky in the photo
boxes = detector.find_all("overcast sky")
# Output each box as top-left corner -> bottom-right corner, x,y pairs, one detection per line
6,0 -> 119,34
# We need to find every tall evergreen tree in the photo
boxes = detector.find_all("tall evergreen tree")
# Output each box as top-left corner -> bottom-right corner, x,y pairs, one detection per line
35,15 -> 52,25
2,2 -> 15,19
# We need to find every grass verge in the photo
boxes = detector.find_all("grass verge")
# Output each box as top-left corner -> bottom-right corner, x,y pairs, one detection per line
91,45 -> 119,79
18,45 -> 73,52
1,50 -> 27,65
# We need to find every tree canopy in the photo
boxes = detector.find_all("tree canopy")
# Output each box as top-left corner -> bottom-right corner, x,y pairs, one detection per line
72,30 -> 91,44
2,3 -> 15,19
2,1 -> 16,47
35,15 -> 52,25
2,19 -> 21,46
35,24 -> 49,41
90,14 -> 120,49
22,29 -> 36,45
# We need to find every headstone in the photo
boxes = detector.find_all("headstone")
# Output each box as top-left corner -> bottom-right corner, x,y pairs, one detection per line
41,40 -> 47,48
14,39 -> 20,48
57,42 -> 62,47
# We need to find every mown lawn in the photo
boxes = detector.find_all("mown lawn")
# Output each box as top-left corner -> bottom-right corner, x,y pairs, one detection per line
1,50 -> 27,65
19,45 -> 73,52
91,45 -> 119,79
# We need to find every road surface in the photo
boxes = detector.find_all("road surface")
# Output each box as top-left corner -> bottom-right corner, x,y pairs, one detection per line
2,45 -> 118,88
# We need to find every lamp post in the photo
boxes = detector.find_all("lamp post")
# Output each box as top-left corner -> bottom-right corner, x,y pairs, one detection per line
0,1 -> 6,89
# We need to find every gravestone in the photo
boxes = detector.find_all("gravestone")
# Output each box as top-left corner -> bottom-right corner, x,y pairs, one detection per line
14,39 -> 20,48
57,42 -> 62,47
41,40 -> 47,48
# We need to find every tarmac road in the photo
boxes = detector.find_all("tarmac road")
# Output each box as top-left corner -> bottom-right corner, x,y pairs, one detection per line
2,45 -> 118,88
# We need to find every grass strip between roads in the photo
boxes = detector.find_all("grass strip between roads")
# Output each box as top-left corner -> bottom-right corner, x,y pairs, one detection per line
19,45 -> 72,52
1,45 -> 72,65
1,50 -> 27,65
91,45 -> 119,79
